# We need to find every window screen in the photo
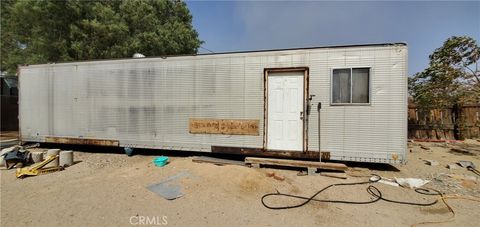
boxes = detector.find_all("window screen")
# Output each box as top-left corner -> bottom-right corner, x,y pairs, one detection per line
352,68 -> 369,103
332,68 -> 370,104
332,69 -> 351,103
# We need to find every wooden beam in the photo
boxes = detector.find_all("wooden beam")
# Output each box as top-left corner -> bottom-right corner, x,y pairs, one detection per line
245,157 -> 347,171
211,146 -> 331,160
192,156 -> 245,166
45,137 -> 119,146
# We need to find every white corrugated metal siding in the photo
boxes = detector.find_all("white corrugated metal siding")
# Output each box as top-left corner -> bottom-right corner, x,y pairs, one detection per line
19,44 -> 407,163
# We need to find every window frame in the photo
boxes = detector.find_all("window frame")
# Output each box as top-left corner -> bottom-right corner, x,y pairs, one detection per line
330,67 -> 372,106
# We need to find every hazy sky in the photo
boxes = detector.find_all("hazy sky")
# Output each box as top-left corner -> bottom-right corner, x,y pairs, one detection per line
186,1 -> 479,75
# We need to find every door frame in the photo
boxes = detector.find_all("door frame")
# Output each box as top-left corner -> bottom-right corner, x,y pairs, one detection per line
263,67 -> 309,152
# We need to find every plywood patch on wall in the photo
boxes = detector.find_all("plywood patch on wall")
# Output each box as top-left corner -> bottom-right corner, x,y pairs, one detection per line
189,119 -> 220,134
189,119 -> 259,136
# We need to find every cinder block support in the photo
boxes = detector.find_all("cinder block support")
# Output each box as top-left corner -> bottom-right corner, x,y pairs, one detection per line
124,147 -> 134,156
45,149 -> 60,168
307,167 -> 318,176
31,152 -> 44,163
59,150 -> 74,167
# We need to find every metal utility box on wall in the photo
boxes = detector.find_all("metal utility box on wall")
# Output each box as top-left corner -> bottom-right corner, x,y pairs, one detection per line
19,43 -> 408,163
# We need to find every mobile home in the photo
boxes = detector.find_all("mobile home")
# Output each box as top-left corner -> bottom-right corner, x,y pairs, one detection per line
19,43 -> 408,163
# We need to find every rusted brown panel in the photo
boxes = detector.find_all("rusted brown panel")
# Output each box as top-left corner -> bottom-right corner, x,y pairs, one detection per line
189,119 -> 259,135
45,137 -> 119,146
211,146 -> 330,160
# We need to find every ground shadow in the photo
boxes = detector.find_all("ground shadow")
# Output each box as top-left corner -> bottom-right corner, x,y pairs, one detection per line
448,149 -> 476,156
36,143 -> 400,172
346,162 -> 401,172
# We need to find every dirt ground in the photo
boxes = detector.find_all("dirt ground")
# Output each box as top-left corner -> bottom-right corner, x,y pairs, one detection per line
1,140 -> 480,227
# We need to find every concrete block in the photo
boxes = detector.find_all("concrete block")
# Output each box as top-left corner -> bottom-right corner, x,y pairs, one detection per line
59,150 -> 74,167
45,149 -> 60,168
31,152 -> 44,163
307,167 -> 318,175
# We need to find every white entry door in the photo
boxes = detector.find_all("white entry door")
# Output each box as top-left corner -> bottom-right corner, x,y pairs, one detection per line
267,72 -> 304,151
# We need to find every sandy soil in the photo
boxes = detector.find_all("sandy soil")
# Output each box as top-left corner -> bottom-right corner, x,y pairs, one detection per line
1,140 -> 480,227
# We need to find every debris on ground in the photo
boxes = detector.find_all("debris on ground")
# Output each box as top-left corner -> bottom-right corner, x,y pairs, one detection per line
447,163 -> 458,169
468,166 -> 480,176
273,174 -> 285,181
153,156 -> 169,167
16,155 -> 63,178
451,148 -> 475,155
296,170 -> 307,176
3,146 -> 29,169
265,171 -> 285,181
424,159 -> 439,166
0,146 -> 19,167
320,172 -> 348,179
420,145 -> 431,150
147,171 -> 191,200
266,171 -> 275,177
395,178 -> 430,189
1,146 -> 75,178
458,160 -> 476,168
447,174 -> 477,181
378,178 -> 400,187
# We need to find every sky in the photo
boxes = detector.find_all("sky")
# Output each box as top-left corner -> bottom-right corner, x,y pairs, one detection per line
186,1 -> 480,75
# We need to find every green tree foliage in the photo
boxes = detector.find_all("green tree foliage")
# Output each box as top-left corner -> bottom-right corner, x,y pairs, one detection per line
409,36 -> 480,109
1,0 -> 201,75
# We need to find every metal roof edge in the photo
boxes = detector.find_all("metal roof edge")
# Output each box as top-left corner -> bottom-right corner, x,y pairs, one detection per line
18,42 -> 408,68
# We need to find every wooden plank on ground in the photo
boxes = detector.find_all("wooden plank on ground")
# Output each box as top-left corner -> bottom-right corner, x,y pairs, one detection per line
320,172 -> 348,179
192,156 -> 245,166
244,157 -> 347,171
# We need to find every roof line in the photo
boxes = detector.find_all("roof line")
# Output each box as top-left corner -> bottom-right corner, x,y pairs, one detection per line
19,42 -> 407,67
195,42 -> 407,56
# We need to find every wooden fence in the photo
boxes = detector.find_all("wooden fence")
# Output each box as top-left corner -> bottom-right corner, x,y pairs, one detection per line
408,104 -> 480,139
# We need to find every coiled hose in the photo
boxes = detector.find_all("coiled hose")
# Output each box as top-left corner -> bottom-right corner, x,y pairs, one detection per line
261,174 -> 441,210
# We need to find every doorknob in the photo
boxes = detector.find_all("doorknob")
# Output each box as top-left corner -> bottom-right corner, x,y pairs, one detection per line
300,111 -> 304,120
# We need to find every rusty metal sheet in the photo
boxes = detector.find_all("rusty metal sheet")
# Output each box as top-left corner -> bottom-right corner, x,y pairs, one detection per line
45,137 -> 119,146
189,119 -> 259,136
211,145 -> 330,160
